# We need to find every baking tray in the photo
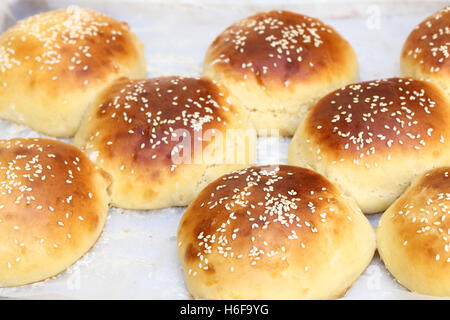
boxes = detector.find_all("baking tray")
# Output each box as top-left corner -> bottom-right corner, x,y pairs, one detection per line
0,0 -> 447,299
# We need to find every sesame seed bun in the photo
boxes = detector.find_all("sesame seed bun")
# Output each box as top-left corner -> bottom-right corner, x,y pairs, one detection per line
0,138 -> 110,288
203,10 -> 358,136
0,7 -> 146,137
401,6 -> 450,96
288,78 -> 450,214
177,165 -> 375,299
377,167 -> 450,297
73,76 -> 255,210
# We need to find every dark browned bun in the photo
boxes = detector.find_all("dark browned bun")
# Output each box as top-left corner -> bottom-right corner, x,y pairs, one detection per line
305,78 -> 449,159
203,10 -> 358,136
206,10 -> 354,84
0,138 -> 110,287
401,6 -> 450,94
377,166 -> 450,297
0,7 -> 146,137
74,76 -> 254,209
289,77 -> 450,214
177,165 -> 375,299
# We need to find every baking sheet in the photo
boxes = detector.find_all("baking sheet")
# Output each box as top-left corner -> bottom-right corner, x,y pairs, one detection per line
0,0 -> 448,299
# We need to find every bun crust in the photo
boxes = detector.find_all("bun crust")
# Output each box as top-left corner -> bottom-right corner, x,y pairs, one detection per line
0,7 -> 146,137
0,138 -> 109,287
177,165 -> 375,299
377,167 -> 450,297
74,76 -> 254,210
288,78 -> 450,214
401,6 -> 450,95
203,10 -> 358,136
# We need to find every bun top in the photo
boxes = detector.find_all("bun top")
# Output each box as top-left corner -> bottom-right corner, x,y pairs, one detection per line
178,165 -> 362,271
204,10 -> 355,86
0,138 -> 109,287
303,78 -> 450,162
401,6 -> 450,79
0,6 -> 143,90
75,76 -> 245,170
0,138 -> 106,245
379,166 -> 450,268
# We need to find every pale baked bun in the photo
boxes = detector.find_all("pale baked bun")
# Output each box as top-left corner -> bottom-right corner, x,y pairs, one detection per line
177,165 -> 375,299
73,76 -> 255,210
377,167 -> 450,297
401,6 -> 450,96
0,7 -> 146,137
203,10 -> 358,136
288,78 -> 450,214
0,138 -> 110,288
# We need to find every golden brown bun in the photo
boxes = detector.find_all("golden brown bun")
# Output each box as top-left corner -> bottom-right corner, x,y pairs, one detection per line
177,165 -> 375,299
73,76 -> 255,210
203,10 -> 358,136
377,167 -> 450,297
0,7 -> 146,137
0,138 -> 110,288
401,6 -> 450,95
289,78 -> 450,214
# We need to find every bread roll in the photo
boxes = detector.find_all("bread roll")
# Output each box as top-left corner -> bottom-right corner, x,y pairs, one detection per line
401,6 -> 450,96
377,167 -> 450,297
288,78 -> 450,214
203,10 -> 358,136
177,165 -> 375,299
0,138 -> 110,288
73,76 -> 255,210
0,7 -> 146,137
